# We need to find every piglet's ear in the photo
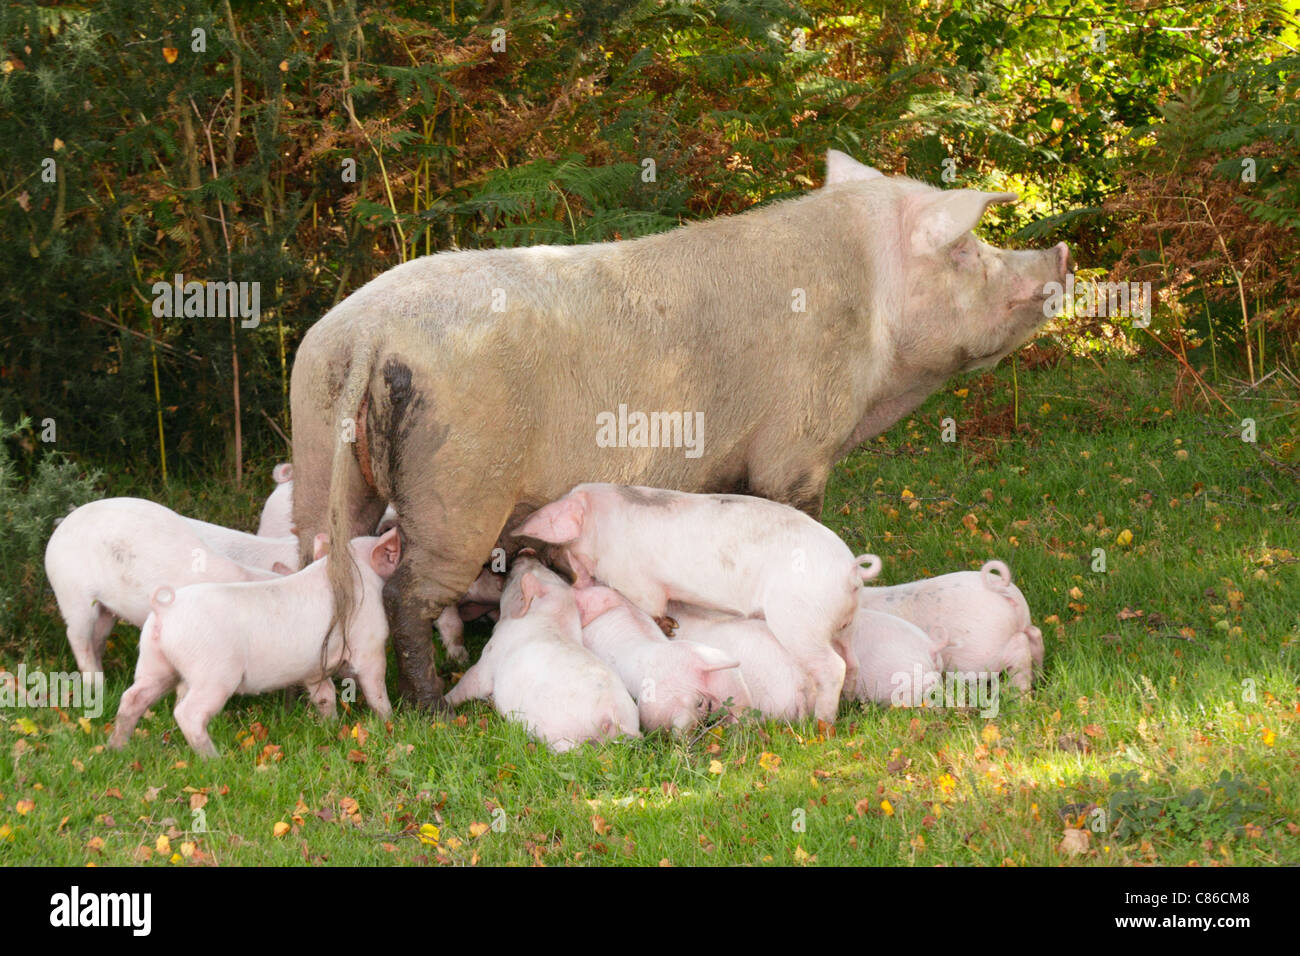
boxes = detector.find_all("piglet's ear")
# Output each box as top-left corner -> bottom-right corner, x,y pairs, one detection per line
518,572 -> 543,617
695,645 -> 741,673
313,533 -> 331,560
512,492 -> 586,545
369,527 -> 402,578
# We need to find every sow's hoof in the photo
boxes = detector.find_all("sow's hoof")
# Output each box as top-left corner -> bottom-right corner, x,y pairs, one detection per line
396,674 -> 451,713
654,615 -> 679,637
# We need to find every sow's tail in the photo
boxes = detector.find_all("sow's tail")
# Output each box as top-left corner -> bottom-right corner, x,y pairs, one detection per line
980,559 -> 1012,591
325,335 -> 381,656
855,553 -> 883,582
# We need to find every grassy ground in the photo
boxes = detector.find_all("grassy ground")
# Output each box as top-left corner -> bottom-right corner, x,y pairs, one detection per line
1,356 -> 1296,866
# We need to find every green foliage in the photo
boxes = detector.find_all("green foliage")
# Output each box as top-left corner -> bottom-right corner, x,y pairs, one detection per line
1107,769 -> 1270,844
0,417 -> 102,646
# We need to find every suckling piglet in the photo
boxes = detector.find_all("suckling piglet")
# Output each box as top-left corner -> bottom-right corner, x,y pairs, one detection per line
446,557 -> 640,752
573,585 -> 751,732
841,608 -> 946,706
668,603 -> 816,721
108,529 -> 400,758
856,560 -> 1042,691
513,483 -> 878,721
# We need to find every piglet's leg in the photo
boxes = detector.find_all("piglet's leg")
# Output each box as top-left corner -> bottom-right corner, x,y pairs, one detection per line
173,684 -> 235,759
436,606 -> 468,664
108,663 -> 180,750
353,647 -> 393,720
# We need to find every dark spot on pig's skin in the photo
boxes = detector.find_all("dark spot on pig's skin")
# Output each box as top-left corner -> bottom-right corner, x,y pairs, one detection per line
615,485 -> 677,508
374,358 -> 448,517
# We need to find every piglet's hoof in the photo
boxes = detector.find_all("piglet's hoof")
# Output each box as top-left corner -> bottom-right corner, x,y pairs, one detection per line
654,615 -> 678,637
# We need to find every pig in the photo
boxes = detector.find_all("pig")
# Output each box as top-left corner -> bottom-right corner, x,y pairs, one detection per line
288,148 -> 1072,708
668,604 -> 815,721
512,484 -> 878,721
257,463 -> 295,537
434,569 -> 505,664
374,505 -> 501,663
45,497 -> 286,673
572,585 -> 752,732
107,529 -> 400,758
841,608 -> 947,706
856,560 -> 1043,691
445,557 -> 640,752
179,515 -> 300,574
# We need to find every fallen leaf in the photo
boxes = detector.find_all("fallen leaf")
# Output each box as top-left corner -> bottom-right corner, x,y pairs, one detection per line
273,822 -> 290,838
1057,828 -> 1090,857
162,46 -> 179,64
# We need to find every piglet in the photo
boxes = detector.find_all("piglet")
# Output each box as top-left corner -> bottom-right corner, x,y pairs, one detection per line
668,603 -> 816,721
856,560 -> 1042,691
45,497 -> 286,674
108,529 -> 400,758
573,585 -> 751,733
181,514 -> 299,574
435,569 -> 505,664
513,483 -> 877,721
446,556 -> 640,752
257,463 -> 295,537
841,608 -> 946,706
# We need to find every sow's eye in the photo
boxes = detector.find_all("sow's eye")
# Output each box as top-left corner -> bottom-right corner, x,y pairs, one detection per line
949,235 -> 980,270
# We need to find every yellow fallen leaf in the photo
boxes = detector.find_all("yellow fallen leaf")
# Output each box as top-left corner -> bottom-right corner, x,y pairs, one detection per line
1116,529 -> 1133,546
15,799 -> 34,815
468,821 -> 490,838
418,823 -> 439,846
881,799 -> 894,816
155,834 -> 170,854
162,46 -> 179,63
78,717 -> 92,734
0,824 -> 12,842
11,717 -> 37,735
980,724 -> 1000,745
900,488 -> 915,499
758,751 -> 781,771
169,853 -> 182,864
272,821 -> 290,837
180,841 -> 196,858
1261,728 -> 1276,747
708,759 -> 724,775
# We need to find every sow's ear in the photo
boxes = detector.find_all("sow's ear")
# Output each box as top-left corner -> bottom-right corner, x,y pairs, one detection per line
824,149 -> 884,186
313,533 -> 331,560
909,189 -> 1017,257
369,527 -> 402,578
512,492 -> 586,545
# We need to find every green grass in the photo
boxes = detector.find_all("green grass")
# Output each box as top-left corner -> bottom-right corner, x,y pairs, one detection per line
1,357 -> 1297,866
